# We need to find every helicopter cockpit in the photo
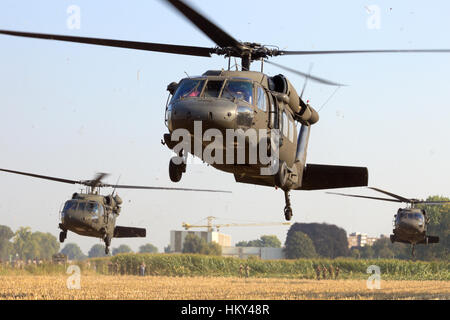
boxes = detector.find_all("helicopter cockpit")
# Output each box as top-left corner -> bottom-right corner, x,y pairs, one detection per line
61,200 -> 105,220
395,209 -> 425,225
170,78 -> 253,104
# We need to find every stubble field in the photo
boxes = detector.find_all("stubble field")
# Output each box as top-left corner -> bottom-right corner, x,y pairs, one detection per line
0,275 -> 449,300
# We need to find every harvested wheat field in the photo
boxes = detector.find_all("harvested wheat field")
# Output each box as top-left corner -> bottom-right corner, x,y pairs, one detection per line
0,275 -> 449,300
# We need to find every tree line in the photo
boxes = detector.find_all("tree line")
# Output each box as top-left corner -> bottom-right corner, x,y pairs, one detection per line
0,225 -> 158,262
1,195 -> 447,261
285,196 -> 449,261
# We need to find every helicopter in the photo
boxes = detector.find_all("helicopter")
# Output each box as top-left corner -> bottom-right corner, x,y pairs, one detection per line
328,187 -> 450,256
0,168 -> 230,254
1,0 -> 450,221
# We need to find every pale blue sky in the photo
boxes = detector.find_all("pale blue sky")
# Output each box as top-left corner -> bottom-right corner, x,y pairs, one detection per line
0,0 -> 449,254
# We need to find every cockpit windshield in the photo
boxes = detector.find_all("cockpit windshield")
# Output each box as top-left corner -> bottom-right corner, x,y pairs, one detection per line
222,80 -> 253,104
171,79 -> 205,101
87,202 -> 99,214
62,200 -> 77,213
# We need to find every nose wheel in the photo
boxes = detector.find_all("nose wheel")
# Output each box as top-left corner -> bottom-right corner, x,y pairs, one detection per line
283,190 -> 293,221
169,155 -> 187,183
104,236 -> 111,255
284,206 -> 293,221
59,231 -> 67,243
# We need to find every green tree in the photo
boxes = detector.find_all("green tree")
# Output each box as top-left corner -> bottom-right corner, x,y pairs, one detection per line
360,245 -> 374,259
0,225 -> 14,240
88,244 -> 109,258
13,227 -> 36,260
235,235 -> 281,248
112,244 -> 133,256
284,231 -> 317,259
350,248 -> 361,259
260,235 -> 282,248
235,241 -> 249,247
201,242 -> 222,256
31,232 -> 59,260
286,223 -> 349,258
182,234 -> 222,256
416,196 -> 450,260
61,243 -> 86,261
0,225 -> 14,261
182,234 -> 205,254
139,243 -> 158,254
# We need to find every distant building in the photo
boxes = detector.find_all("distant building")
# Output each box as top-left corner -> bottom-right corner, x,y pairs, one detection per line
348,232 -> 381,248
169,230 -> 284,260
366,236 -> 379,246
169,230 -> 231,253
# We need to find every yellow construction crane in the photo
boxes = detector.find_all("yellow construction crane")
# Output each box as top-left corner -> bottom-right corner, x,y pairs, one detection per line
182,216 -> 291,232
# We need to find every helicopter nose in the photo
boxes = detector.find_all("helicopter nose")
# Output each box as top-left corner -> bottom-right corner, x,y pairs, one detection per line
63,212 -> 86,229
399,220 -> 420,234
168,99 -> 237,133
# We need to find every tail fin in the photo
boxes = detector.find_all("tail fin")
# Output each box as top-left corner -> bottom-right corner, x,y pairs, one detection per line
113,226 -> 146,238
297,164 -> 368,190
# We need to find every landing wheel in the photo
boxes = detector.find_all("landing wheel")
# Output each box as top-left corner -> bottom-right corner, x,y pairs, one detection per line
283,190 -> 293,221
104,236 -> 111,255
59,231 -> 67,243
390,235 -> 396,243
284,206 -> 293,221
169,157 -> 185,182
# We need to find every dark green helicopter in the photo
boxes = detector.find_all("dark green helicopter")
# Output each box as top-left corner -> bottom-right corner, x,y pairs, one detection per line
0,168 -> 229,254
1,0 -> 450,221
328,187 -> 450,256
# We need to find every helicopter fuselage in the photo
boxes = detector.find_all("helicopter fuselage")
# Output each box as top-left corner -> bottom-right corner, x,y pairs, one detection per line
59,193 -> 118,239
164,70 -> 368,220
391,208 -> 438,245
165,70 -> 314,187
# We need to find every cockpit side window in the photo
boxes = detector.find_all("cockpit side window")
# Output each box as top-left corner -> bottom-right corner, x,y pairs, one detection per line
204,80 -> 225,98
98,204 -> 104,217
87,202 -> 99,214
222,80 -> 253,104
171,79 -> 205,101
256,86 -> 267,112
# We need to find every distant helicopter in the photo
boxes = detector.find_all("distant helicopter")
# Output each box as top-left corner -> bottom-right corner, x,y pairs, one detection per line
1,0 -> 450,221
328,187 -> 450,256
0,168 -> 229,254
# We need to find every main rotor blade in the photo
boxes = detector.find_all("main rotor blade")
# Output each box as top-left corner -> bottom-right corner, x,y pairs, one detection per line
277,49 -> 450,56
0,168 -> 79,185
414,200 -> 450,205
265,60 -> 345,86
102,183 -> 231,194
0,30 -> 214,57
368,187 -> 412,203
327,191 -> 402,203
164,0 -> 242,50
